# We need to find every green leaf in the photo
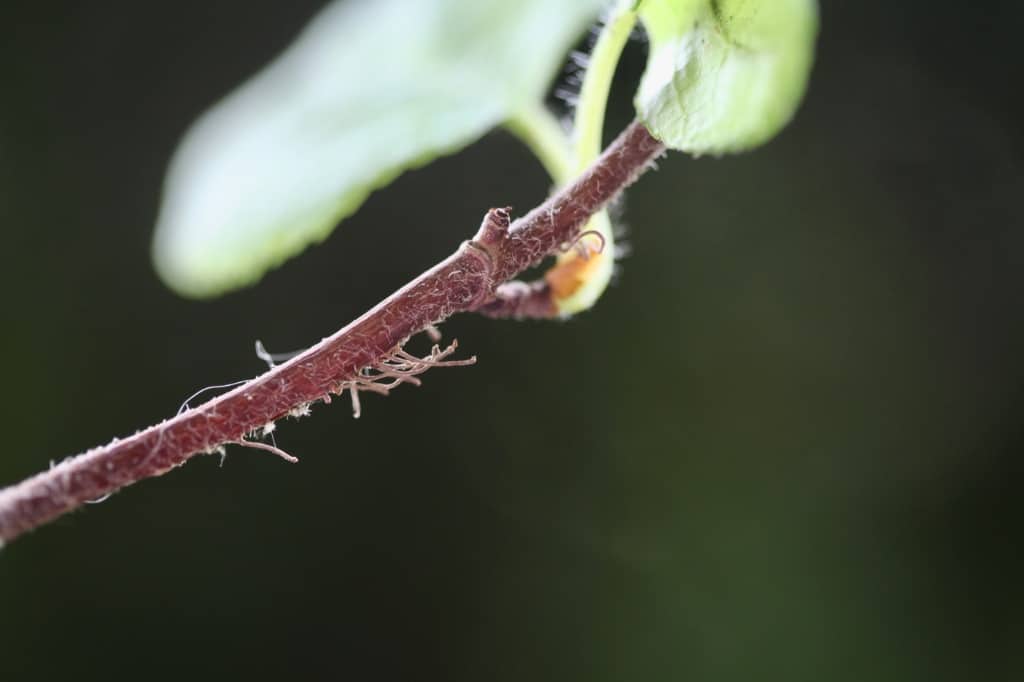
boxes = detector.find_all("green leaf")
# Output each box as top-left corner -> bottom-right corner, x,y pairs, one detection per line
154,0 -> 606,298
635,0 -> 818,154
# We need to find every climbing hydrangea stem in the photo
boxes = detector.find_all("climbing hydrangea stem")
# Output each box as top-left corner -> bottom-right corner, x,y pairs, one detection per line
0,120 -> 665,546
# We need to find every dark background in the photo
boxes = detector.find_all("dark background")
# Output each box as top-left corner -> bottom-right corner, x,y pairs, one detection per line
1,1 -> 1022,680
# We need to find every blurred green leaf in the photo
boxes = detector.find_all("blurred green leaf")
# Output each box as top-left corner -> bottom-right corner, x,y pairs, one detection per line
635,0 -> 818,154
153,0 -> 606,298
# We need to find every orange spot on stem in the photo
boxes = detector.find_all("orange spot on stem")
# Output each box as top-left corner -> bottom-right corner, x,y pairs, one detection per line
545,249 -> 606,301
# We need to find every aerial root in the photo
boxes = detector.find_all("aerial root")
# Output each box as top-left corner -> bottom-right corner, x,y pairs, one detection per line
255,339 -> 308,369
230,439 -> 299,464
332,338 -> 477,418
424,324 -> 443,343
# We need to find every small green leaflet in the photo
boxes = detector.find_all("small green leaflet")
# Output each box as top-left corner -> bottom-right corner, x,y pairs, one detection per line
153,0 -> 605,298
635,0 -> 818,154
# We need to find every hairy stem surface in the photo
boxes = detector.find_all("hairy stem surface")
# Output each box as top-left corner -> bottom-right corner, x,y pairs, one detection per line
0,120 -> 664,546
502,3 -> 638,317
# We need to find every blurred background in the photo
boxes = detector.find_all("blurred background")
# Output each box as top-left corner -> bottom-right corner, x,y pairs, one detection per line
1,1 -> 1022,680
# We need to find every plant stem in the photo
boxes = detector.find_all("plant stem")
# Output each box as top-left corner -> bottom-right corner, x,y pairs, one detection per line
505,103 -> 573,183
0,120 -> 665,546
552,0 -> 640,314
500,5 -> 639,318
573,0 -> 638,170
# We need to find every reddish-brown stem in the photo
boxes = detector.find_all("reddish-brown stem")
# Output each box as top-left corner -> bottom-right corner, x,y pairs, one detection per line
0,120 -> 664,545
476,280 -> 559,320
